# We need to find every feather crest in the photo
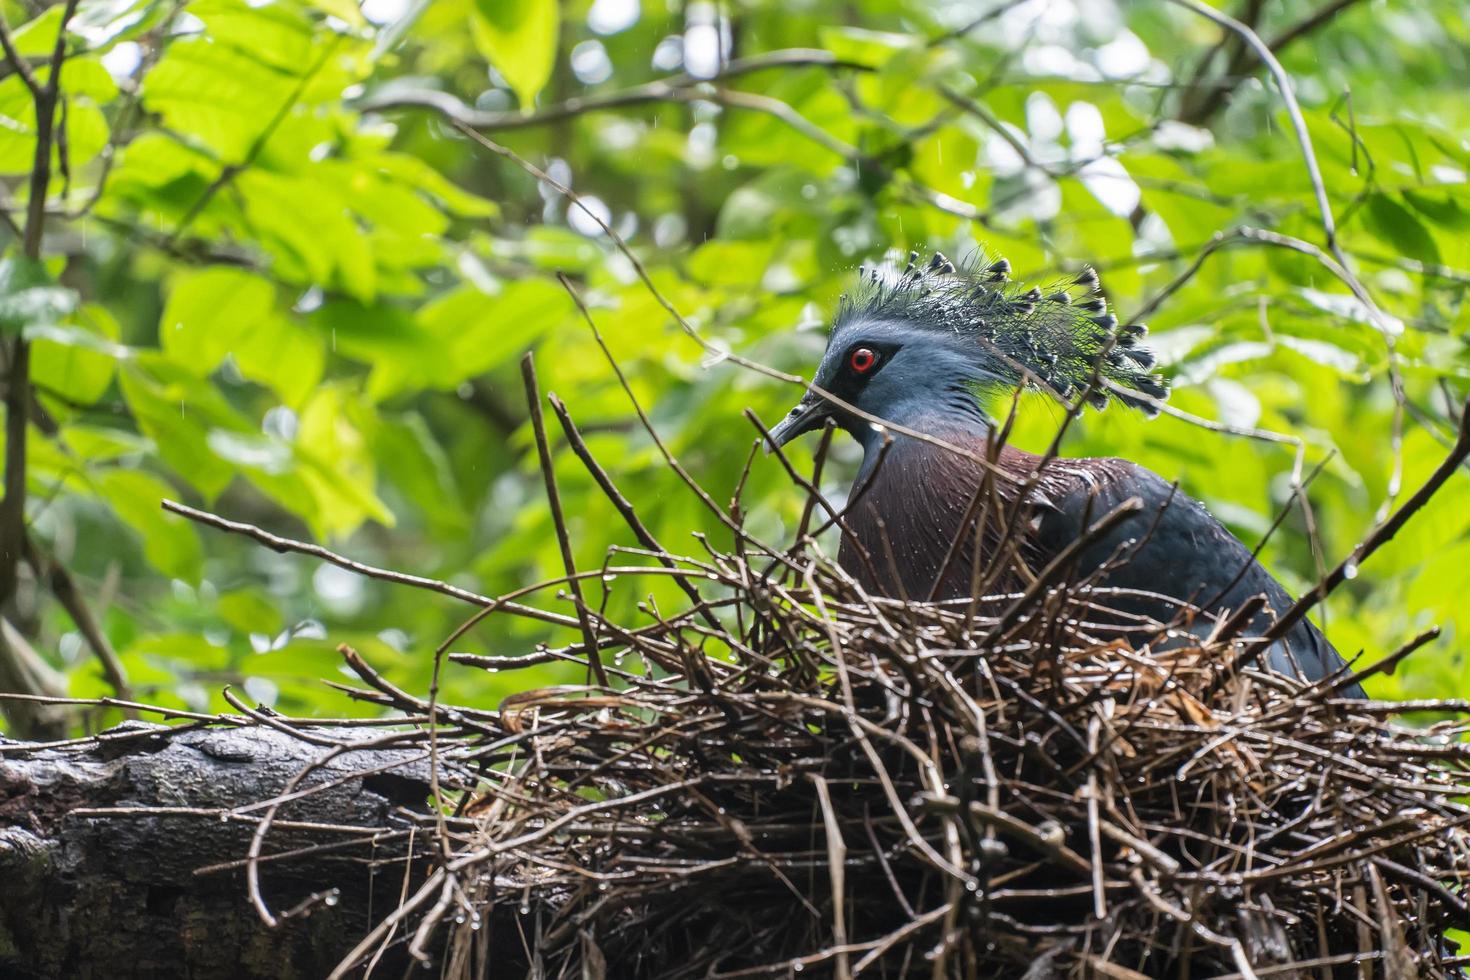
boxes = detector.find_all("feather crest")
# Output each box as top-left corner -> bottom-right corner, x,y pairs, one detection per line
836,249 -> 1169,414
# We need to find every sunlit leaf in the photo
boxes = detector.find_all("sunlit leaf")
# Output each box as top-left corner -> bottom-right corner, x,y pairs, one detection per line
817,26 -> 920,69
470,0 -> 558,109
231,314 -> 326,409
159,267 -> 275,373
31,305 -> 125,406
295,383 -> 394,536
60,425 -> 153,462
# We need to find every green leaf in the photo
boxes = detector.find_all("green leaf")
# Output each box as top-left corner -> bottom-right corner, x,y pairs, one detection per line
189,0 -> 316,77
320,160 -> 448,237
31,305 -> 125,406
368,278 -> 565,399
689,240 -> 780,288
371,153 -> 500,218
1402,188 -> 1470,231
121,632 -> 232,673
144,38 -> 299,160
118,359 -> 244,500
230,314 -> 326,409
294,383 -> 394,536
60,425 -> 153,462
108,132 -> 221,190
1363,192 -> 1440,267
159,267 -> 275,373
0,99 -> 109,174
376,413 -> 465,536
470,0 -> 558,109
0,258 -> 77,335
237,171 -> 377,300
96,468 -> 204,581
816,26 -> 920,69
511,226 -> 602,271
10,5 -> 66,56
217,589 -> 284,635
57,58 -> 120,101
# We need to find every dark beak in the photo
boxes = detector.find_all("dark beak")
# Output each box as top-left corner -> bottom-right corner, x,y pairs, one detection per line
765,396 -> 829,453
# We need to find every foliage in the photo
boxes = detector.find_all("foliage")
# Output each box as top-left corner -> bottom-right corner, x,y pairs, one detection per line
0,0 -> 1467,732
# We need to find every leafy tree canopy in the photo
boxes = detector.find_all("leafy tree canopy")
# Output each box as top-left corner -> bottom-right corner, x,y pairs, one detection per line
0,0 -> 1466,733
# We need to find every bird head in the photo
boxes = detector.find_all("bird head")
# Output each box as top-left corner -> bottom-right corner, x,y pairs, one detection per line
768,250 -> 1170,450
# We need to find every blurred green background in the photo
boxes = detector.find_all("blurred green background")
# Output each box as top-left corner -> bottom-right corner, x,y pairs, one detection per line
0,0 -> 1466,737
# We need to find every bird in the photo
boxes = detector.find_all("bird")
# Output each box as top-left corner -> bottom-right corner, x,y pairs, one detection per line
767,249 -> 1362,696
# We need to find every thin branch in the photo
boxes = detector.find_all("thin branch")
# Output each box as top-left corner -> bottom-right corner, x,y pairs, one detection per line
520,353 -> 608,688
1261,398 -> 1470,645
982,496 -> 1146,646
546,387 -> 723,633
1178,0 -> 1366,125
22,0 -> 77,257
159,498 -> 582,632
451,125 -> 1019,489
1175,0 -> 1265,124
24,538 -> 133,706
1164,0 -> 1389,341
0,615 -> 67,737
0,13 -> 41,100
1169,0 -> 1353,283
355,48 -> 871,130
926,0 -> 1031,47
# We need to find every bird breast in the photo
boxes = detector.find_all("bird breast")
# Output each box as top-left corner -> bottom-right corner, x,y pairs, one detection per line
838,433 -> 1041,601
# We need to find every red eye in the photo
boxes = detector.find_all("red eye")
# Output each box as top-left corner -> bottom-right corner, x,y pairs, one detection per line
849,347 -> 878,374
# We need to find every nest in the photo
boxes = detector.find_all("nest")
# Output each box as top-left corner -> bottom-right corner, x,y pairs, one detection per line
423,543 -> 1470,979
184,369 -> 1470,978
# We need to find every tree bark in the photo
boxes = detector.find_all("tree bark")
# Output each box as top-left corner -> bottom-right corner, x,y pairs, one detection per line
0,721 -> 438,979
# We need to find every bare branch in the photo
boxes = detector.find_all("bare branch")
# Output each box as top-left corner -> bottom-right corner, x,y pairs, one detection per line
25,539 -> 133,706
1178,0 -> 1367,125
520,353 -> 609,688
159,498 -> 583,632
356,48 -> 871,130
1263,398 -> 1470,645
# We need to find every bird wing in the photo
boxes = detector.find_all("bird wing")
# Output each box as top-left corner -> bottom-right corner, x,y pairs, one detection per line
1032,458 -> 1361,695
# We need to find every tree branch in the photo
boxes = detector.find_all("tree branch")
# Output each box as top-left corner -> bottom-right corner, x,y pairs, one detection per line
24,539 -> 133,706
0,615 -> 67,738
519,353 -> 608,687
0,14 -> 41,101
159,498 -> 583,633
1176,0 -> 1367,126
0,0 -> 79,615
1261,398 -> 1470,646
355,48 -> 870,131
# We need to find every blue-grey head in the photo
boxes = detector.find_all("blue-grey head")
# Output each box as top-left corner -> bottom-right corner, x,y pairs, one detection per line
768,250 -> 1170,451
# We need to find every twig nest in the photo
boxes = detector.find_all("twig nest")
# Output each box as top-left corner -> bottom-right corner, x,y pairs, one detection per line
439,557 -> 1470,979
